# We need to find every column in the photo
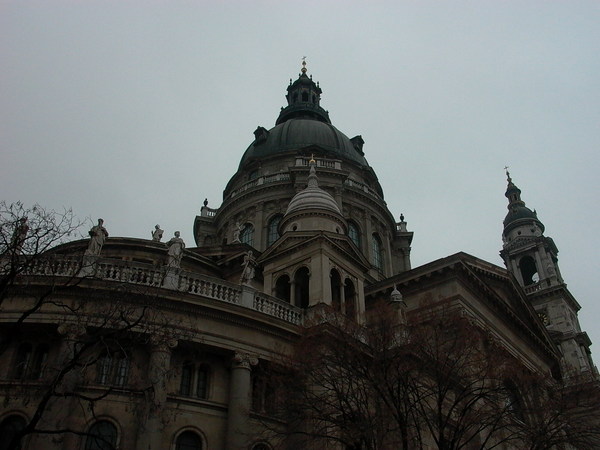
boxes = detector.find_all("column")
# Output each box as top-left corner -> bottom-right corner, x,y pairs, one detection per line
57,323 -> 87,450
225,352 -> 258,450
136,336 -> 177,450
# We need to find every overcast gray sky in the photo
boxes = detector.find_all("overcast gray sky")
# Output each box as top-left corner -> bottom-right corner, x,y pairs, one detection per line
1,1 -> 599,361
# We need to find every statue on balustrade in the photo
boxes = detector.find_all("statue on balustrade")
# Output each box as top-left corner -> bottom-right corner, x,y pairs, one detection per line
85,218 -> 108,256
151,224 -> 164,242
166,231 -> 185,268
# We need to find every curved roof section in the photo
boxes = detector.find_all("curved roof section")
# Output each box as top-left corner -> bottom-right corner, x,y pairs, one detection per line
285,163 -> 342,216
238,118 -> 368,169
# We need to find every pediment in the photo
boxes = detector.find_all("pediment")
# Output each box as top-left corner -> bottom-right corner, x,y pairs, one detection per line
258,231 -> 370,271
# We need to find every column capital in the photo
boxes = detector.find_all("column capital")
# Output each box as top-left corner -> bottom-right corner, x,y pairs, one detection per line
232,352 -> 258,370
149,334 -> 178,352
57,322 -> 86,340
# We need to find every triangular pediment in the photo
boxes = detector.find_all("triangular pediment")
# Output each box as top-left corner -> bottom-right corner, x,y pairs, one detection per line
258,231 -> 371,272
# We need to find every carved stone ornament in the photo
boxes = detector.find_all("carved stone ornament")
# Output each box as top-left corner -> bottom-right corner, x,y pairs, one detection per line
57,323 -> 87,340
150,334 -> 178,351
232,352 -> 258,370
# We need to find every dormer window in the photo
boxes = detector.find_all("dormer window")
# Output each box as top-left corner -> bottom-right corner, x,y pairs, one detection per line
253,126 -> 269,145
302,92 -> 309,102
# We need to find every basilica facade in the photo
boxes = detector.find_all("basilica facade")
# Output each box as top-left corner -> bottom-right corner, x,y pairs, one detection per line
0,64 -> 596,449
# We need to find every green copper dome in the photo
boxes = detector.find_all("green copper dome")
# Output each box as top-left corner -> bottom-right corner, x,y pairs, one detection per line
238,119 -> 368,169
238,70 -> 369,170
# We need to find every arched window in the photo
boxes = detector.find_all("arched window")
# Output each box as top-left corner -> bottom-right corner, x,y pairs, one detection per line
240,223 -> 254,247
0,415 -> 26,450
252,444 -> 271,450
85,420 -> 118,450
267,215 -> 282,246
294,267 -> 310,308
372,234 -> 383,271
348,222 -> 361,249
274,275 -> 291,302
175,430 -> 202,450
196,364 -> 210,399
330,269 -> 342,312
519,256 -> 538,285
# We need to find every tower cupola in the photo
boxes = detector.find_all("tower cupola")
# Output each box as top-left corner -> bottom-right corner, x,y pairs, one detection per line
280,158 -> 346,234
276,59 -> 331,125
503,170 -> 545,238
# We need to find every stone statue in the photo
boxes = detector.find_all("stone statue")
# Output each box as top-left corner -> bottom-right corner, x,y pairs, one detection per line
232,221 -> 242,243
85,219 -> 108,256
240,250 -> 256,285
166,231 -> 185,268
151,224 -> 164,242
12,217 -> 29,254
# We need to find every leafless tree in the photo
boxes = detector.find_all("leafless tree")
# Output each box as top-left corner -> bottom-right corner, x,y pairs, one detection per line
271,302 -> 558,450
0,202 -> 179,449
511,371 -> 600,450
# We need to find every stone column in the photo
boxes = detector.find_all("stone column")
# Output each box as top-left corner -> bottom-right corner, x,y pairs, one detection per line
56,323 -> 87,450
136,336 -> 177,450
225,352 -> 258,450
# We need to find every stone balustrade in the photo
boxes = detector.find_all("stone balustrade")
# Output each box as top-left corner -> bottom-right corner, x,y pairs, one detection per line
19,256 -> 303,325
343,178 -> 381,199
295,156 -> 342,170
200,206 -> 218,217
254,293 -> 303,325
228,172 -> 291,199
523,283 -> 542,294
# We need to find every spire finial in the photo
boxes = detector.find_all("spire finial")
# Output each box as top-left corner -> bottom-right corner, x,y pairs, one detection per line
504,165 -> 512,183
301,56 -> 307,74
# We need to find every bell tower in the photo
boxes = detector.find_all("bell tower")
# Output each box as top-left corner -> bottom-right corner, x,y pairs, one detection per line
500,170 -> 596,376
500,170 -> 562,288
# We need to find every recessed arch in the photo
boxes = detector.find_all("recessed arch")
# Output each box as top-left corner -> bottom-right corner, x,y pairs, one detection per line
274,274 -> 291,302
330,269 -> 342,312
519,255 -> 538,285
344,278 -> 357,320
84,419 -> 119,450
294,266 -> 310,308
0,414 -> 27,450
173,428 -> 206,450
